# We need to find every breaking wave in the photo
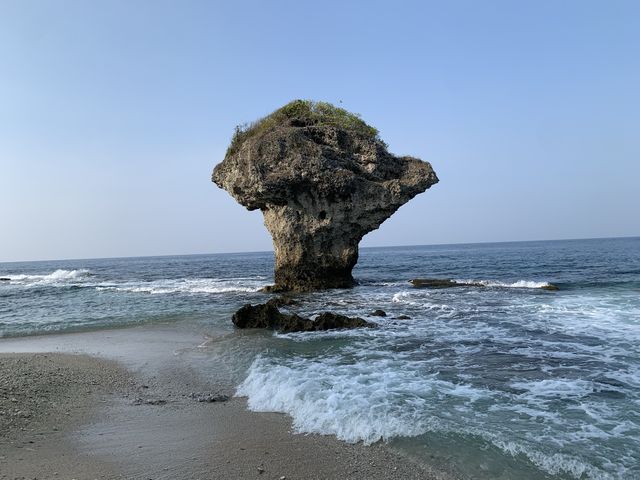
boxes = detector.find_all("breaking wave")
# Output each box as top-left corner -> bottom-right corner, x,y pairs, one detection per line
1,269 -> 92,285
0,269 -> 265,294
454,279 -> 555,289
237,353 -> 629,480
95,278 -> 263,295
237,354 -> 442,444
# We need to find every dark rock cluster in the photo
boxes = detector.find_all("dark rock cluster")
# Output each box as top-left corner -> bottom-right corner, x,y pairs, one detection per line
232,301 -> 374,333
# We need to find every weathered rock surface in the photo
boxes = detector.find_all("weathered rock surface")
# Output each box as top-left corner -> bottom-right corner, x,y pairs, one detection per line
213,100 -> 438,291
231,302 -> 374,333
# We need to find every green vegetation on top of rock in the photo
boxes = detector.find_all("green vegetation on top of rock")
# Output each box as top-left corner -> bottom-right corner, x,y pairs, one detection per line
227,100 -> 382,156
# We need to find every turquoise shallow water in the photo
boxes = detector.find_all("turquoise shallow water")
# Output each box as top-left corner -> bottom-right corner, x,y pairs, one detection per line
1,237 -> 639,479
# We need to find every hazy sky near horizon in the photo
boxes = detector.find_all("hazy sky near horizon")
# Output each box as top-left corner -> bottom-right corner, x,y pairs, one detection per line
1,0 -> 638,262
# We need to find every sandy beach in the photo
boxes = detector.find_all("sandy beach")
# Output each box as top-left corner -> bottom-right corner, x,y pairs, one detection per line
0,326 -> 458,480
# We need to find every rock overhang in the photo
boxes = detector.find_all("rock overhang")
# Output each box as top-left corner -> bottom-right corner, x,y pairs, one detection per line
213,100 -> 438,291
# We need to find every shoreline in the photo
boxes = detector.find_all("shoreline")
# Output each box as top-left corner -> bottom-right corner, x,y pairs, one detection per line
0,325 -> 460,480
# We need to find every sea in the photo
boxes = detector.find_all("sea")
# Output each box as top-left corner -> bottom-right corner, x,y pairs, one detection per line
1,237 -> 639,479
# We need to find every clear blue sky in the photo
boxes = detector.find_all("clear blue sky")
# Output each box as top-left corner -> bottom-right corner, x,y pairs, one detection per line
1,0 -> 638,262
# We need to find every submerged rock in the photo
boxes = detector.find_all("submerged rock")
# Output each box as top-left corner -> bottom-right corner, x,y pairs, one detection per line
0,277 -> 10,281
231,302 -> 374,333
370,309 -> 387,317
410,278 -> 461,288
213,100 -> 438,291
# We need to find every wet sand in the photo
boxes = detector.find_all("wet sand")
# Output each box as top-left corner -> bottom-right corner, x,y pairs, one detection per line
0,326 -> 459,480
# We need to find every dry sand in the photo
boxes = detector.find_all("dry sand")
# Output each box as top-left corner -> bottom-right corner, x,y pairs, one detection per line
0,326 -> 460,480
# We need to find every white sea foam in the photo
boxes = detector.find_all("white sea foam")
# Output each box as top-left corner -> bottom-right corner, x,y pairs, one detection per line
95,277 -> 264,295
1,269 -> 265,294
392,291 -> 417,304
454,279 -> 554,289
494,440 -> 616,480
511,379 -> 594,401
488,403 -> 562,422
2,269 -> 92,285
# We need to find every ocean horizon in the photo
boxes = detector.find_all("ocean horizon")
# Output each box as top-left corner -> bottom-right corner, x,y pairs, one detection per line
1,234 -> 637,265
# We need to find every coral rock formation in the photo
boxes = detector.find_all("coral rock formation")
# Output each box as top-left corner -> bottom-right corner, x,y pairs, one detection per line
213,100 -> 438,291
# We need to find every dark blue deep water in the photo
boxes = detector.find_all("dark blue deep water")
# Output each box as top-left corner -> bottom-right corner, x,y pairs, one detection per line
1,237 -> 639,479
